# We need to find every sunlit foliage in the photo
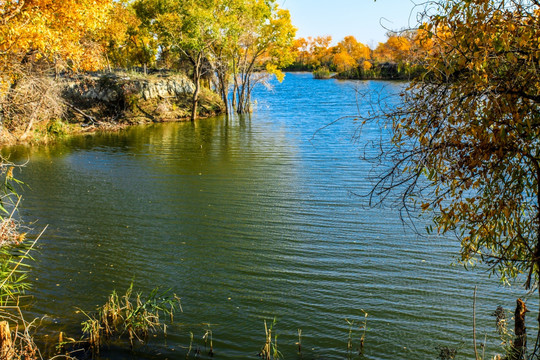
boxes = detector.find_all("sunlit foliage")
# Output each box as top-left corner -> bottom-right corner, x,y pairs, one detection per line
373,35 -> 411,64
231,1 -> 296,113
289,31 -> 433,79
0,0 -> 112,75
332,36 -> 371,72
363,0 -> 540,293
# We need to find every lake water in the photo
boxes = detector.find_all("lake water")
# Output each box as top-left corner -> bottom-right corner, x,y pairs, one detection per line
4,72 -> 533,359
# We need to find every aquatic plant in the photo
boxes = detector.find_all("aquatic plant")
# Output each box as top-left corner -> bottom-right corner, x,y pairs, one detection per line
81,283 -> 182,354
436,345 -> 457,360
259,318 -> 282,360
312,67 -> 332,80
202,323 -> 214,356
185,331 -> 194,359
345,309 -> 368,358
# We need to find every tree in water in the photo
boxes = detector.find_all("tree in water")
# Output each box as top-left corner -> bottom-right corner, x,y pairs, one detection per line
229,0 -> 296,114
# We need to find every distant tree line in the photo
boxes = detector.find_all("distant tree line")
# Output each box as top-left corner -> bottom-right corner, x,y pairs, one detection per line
287,31 -> 433,79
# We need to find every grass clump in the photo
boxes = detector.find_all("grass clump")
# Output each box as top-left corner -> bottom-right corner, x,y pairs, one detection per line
259,317 -> 281,360
312,67 -> 332,79
81,283 -> 182,354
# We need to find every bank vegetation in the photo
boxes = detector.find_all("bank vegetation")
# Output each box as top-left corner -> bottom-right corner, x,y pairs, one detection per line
0,0 -> 296,145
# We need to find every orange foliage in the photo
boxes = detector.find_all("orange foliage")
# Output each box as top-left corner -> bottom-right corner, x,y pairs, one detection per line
0,0 -> 112,74
306,35 -> 333,67
336,36 -> 370,61
332,51 -> 357,72
373,35 -> 411,63
291,32 -> 435,73
332,35 -> 371,72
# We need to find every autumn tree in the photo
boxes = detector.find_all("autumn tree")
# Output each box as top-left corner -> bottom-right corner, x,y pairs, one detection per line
0,0 -> 109,84
372,34 -> 411,68
96,1 -> 142,70
0,0 -> 112,137
208,0 -> 248,114
292,37 -> 309,68
129,0 -> 166,72
332,35 -> 371,73
361,1 -> 540,353
288,35 -> 333,71
309,35 -> 333,69
0,0 -> 111,74
151,0 -> 221,120
288,32 -> 432,78
230,0 -> 296,113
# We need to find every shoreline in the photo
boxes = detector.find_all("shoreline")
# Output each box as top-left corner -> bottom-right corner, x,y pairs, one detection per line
0,72 -> 224,147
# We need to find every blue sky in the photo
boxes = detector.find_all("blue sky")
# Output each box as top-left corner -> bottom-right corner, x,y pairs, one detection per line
280,0 -> 421,47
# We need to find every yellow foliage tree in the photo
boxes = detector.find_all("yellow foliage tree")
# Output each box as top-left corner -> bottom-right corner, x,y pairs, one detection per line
230,1 -> 296,113
363,1 -> 540,347
0,0 -> 112,75
373,35 -> 411,64
332,51 -> 356,72
309,35 -> 333,68
97,1 -> 142,70
332,35 -> 371,72
0,0 -> 113,138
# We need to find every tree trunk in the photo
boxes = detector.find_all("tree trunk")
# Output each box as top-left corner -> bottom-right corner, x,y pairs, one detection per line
231,57 -> 238,111
231,84 -> 237,110
219,73 -> 229,115
191,68 -> 200,122
191,84 -> 199,122
510,298 -> 528,360
214,69 -> 227,114
236,81 -> 245,114
246,78 -> 253,113
105,52 -> 111,73
0,321 -> 13,359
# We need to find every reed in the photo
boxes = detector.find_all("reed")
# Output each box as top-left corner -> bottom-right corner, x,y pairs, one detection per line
359,309 -> 368,356
0,161 -> 60,360
346,318 -> 354,353
185,331 -> 193,359
259,318 -> 281,360
202,323 -> 214,356
345,309 -> 368,357
312,67 -> 332,79
81,283 -> 182,353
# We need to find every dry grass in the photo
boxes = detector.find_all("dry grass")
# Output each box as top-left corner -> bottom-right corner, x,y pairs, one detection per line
1,66 -> 64,142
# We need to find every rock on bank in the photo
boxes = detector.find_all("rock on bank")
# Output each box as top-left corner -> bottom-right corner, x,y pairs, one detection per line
63,72 -> 224,125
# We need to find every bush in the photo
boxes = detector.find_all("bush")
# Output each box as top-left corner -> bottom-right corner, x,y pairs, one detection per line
312,67 -> 332,79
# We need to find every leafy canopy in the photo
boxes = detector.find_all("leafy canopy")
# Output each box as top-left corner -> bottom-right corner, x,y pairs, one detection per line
364,0 -> 540,286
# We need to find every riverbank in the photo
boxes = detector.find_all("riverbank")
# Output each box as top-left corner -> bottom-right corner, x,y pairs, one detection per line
286,63 -> 425,80
0,71 -> 224,146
